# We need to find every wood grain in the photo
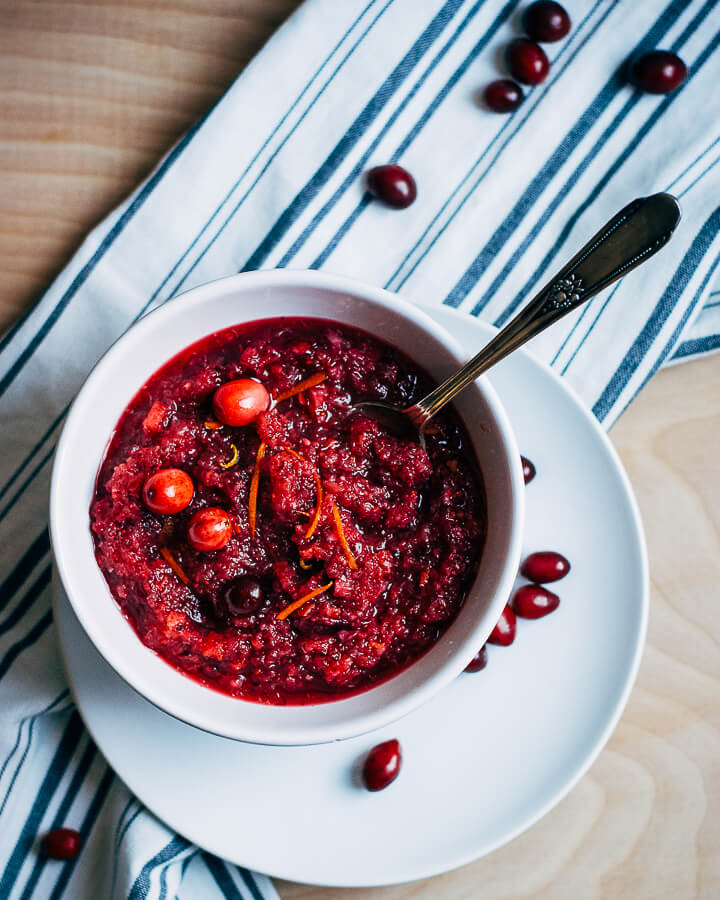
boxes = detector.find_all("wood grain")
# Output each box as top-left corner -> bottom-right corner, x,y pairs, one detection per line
1,2 -> 717,897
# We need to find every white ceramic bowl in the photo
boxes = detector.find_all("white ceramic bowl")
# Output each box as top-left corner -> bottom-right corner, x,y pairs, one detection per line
50,270 -> 524,746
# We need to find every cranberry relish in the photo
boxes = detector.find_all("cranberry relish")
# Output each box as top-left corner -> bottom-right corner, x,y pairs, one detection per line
90,318 -> 486,704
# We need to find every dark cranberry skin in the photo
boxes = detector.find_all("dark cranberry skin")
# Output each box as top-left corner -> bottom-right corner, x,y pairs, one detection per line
464,645 -> 487,672
507,38 -> 550,85
523,1 -> 571,42
631,50 -> 687,94
213,378 -> 270,427
187,507 -> 232,552
484,79 -> 524,113
43,828 -> 82,860
223,575 -> 263,615
366,164 -> 417,209
521,550 -> 570,583
363,739 -> 402,791
513,584 -> 559,619
142,468 -> 194,515
488,604 -> 516,646
521,456 -> 536,484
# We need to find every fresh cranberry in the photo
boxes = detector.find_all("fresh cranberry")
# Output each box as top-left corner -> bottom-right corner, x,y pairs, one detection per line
630,50 -> 687,94
363,739 -> 402,791
521,550 -> 570,583
223,575 -> 263,615
523,1 -> 571,42
213,378 -> 269,427
513,584 -> 559,618
187,507 -> 232,552
464,645 -> 487,672
42,828 -> 82,860
521,455 -> 536,484
366,164 -> 417,209
142,468 -> 194,515
484,79 -> 524,112
488,604 -> 516,645
506,38 -> 550,85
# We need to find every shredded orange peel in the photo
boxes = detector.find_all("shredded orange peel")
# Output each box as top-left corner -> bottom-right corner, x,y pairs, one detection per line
274,372 -> 326,404
219,443 -> 239,469
159,546 -> 190,586
331,499 -> 358,570
276,582 -> 333,620
204,418 -> 222,430
248,441 -> 266,539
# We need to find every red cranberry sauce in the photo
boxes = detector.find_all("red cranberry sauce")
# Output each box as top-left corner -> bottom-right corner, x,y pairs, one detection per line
90,319 -> 486,705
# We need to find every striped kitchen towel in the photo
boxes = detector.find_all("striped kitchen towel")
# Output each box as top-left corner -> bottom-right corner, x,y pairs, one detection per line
1,0 -> 719,896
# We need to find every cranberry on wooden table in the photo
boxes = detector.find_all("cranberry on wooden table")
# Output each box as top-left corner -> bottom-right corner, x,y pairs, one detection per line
213,378 -> 269,427
523,1 -> 571,42
506,38 -> 550,85
42,828 -> 82,860
513,584 -> 560,619
630,50 -> 687,94
521,455 -> 536,484
222,575 -> 263,615
484,79 -> 524,113
363,739 -> 402,791
465,645 -> 488,672
187,507 -> 232,552
488,604 -> 516,646
521,550 -> 570,583
366,164 -> 417,209
142,468 -> 194,515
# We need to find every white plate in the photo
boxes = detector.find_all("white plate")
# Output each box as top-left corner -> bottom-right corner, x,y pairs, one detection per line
52,308 -> 648,887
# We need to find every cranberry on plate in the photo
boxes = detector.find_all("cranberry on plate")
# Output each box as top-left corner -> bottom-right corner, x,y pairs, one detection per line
506,38 -> 550,85
142,468 -> 194,515
521,551 -> 570,583
523,1 -> 571,43
366,164 -> 417,209
488,604 -> 516,646
187,507 -> 233,552
363,739 -> 402,791
42,828 -> 82,860
484,79 -> 524,113
630,50 -> 687,94
513,584 -> 560,619
213,378 -> 269,427
521,455 -> 536,484
464,645 -> 488,672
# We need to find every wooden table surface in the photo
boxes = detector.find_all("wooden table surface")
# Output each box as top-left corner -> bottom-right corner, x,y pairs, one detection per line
2,2 -> 718,897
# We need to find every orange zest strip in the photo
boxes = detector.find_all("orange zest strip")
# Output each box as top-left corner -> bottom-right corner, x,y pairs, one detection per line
370,641 -> 385,651
274,372 -> 326,404
298,558 -> 312,570
159,546 -> 189,586
276,582 -> 333,621
248,442 -> 266,539
331,500 -> 358,570
304,471 -> 323,539
419,570 -> 429,587
204,418 -> 222,430
219,443 -> 239,469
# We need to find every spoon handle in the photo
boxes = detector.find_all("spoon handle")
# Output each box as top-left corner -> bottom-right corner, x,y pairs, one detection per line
408,192 -> 681,429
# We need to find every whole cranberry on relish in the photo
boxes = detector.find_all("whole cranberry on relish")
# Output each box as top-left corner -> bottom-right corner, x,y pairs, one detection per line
90,319 -> 486,705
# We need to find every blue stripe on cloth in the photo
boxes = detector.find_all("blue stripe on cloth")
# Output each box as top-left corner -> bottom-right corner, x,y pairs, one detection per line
0,529 -> 49,610
0,608 -> 53,681
677,149 -> 720,198
0,710 -> 84,898
593,204 -> 720,421
128,0 -> 392,324
239,0 -> 467,272
673,333 -> 720,357
0,411 -> 65,506
203,854 -> 244,899
47,764 -> 116,900
237,867 -> 266,900
0,445 -> 55,526
383,0 -> 610,291
666,132 -> 720,192
482,0 -> 718,325
300,0 -> 521,270
0,565 -> 51,637
438,0 -> 690,311
18,740 -> 98,899
111,802 -> 144,898
128,836 -> 191,900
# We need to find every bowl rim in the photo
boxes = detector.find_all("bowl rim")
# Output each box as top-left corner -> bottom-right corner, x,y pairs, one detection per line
50,269 -> 525,745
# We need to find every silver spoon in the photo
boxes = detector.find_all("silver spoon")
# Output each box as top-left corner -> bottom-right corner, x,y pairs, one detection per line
355,192 -> 681,441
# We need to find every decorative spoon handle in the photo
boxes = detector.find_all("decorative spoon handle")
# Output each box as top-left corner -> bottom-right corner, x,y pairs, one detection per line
407,192 -> 681,429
